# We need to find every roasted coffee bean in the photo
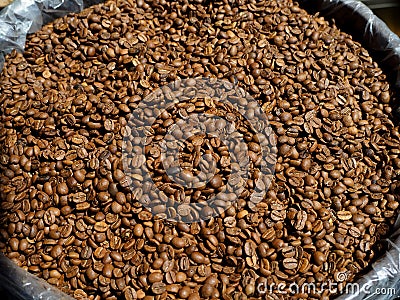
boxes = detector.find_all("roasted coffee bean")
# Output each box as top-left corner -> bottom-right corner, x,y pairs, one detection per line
313,251 -> 327,266
102,264 -> 114,278
283,257 -> 298,270
293,210 -> 307,231
50,245 -> 63,258
190,252 -> 205,264
1,0 -> 400,299
133,224 -> 144,237
209,175 -> 223,189
337,211 -> 353,221
151,282 -> 166,295
365,204 -> 377,215
124,288 -> 137,300
171,237 -> 185,249
81,246 -> 92,260
148,272 -> 164,283
179,286 -> 191,299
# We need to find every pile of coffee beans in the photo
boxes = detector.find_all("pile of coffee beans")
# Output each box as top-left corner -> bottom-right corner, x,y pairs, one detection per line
0,0 -> 399,299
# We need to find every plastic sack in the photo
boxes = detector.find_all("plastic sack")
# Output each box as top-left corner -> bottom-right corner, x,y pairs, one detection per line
335,237 -> 400,300
0,253 -> 74,300
298,0 -> 400,90
0,0 -> 400,299
297,1 -> 400,299
0,0 -> 83,71
0,0 -> 83,298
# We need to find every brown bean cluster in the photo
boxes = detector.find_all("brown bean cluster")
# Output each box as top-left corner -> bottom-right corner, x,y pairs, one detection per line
0,0 -> 400,299
122,83 -> 271,222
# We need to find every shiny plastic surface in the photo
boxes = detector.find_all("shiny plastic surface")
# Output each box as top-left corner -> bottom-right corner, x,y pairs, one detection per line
0,0 -> 83,70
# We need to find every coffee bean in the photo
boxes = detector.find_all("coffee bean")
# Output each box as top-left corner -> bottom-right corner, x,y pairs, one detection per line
50,245 -> 63,258
113,169 -> 125,182
133,224 -> 144,237
171,237 -> 186,249
190,252 -> 205,264
304,175 -> 316,186
349,226 -> 361,238
151,282 -> 166,295
124,288 -> 137,300
333,184 -> 346,195
102,264 -> 114,278
116,277 -> 126,290
94,221 -> 109,232
1,0 -> 399,299
364,204 -> 377,215
148,272 -> 164,283
9,238 -> 19,251
85,268 -> 98,281
337,211 -> 353,221
188,292 -> 201,300
66,266 -> 79,279
19,239 -> 28,251
160,260 -> 172,273
209,175 -> 223,189
200,284 -> 214,298
56,182 -> 69,196
176,272 -> 187,283
97,178 -> 109,191
313,251 -> 327,266
283,257 -> 298,270
86,46 -> 96,57
179,286 -> 191,299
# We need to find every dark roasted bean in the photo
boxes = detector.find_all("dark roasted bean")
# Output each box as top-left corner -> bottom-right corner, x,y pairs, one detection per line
0,1 -> 399,299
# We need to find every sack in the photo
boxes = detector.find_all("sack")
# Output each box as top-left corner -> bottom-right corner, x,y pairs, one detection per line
0,0 -> 400,299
